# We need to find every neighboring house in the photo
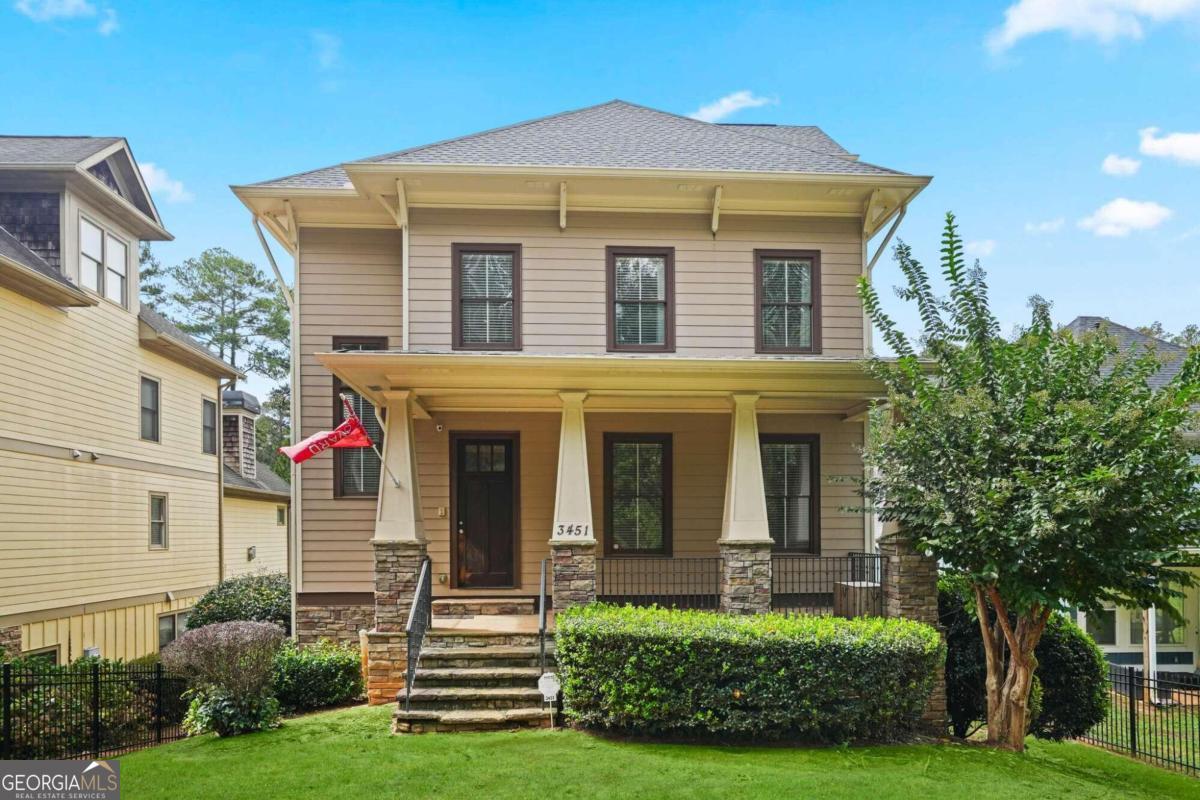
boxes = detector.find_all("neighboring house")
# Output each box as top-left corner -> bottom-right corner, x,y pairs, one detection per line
221,389 -> 290,578
1064,316 -> 1200,677
234,99 -> 931,725
0,136 -> 244,664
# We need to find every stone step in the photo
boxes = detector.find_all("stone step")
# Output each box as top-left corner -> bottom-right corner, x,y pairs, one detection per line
405,686 -> 545,711
431,598 -> 538,617
413,666 -> 542,688
419,646 -> 553,669
425,630 -> 544,648
394,706 -> 552,734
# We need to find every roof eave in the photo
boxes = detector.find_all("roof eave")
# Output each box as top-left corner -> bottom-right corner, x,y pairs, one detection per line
0,255 -> 97,308
71,167 -> 173,241
137,318 -> 242,379
223,484 -> 290,502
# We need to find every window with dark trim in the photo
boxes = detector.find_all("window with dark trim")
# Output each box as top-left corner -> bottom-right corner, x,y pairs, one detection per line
755,250 -> 821,354
606,247 -> 674,352
332,336 -> 387,498
759,434 -> 820,553
158,610 -> 190,650
201,398 -> 217,455
604,433 -> 672,555
149,492 -> 169,549
277,506 -> 287,526
452,244 -> 521,350
140,376 -> 160,442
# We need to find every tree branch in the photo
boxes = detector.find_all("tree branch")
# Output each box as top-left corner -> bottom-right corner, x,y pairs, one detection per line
986,586 -> 1022,658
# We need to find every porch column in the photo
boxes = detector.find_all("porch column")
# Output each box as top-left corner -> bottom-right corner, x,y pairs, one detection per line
718,393 -> 773,615
549,392 -> 596,608
367,390 -> 427,704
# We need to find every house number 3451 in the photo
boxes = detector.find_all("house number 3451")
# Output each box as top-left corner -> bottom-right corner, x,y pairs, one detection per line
555,524 -> 590,537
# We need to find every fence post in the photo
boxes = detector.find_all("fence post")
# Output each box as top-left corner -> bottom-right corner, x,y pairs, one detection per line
154,662 -> 164,744
2,663 -> 11,760
1128,666 -> 1139,756
91,661 -> 101,759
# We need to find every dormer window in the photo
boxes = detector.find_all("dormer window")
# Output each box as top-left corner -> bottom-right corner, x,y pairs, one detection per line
79,215 -> 129,307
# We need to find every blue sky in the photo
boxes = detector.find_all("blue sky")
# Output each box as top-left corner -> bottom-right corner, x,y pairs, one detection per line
3,1 -> 1198,393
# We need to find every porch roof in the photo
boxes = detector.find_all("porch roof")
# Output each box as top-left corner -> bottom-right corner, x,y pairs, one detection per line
315,350 -> 886,416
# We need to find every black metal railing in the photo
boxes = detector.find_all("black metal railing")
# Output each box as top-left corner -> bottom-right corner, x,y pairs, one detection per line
596,557 -> 722,610
771,553 -> 885,617
1079,665 -> 1200,775
403,556 -> 433,711
538,558 -> 549,672
1,660 -> 188,760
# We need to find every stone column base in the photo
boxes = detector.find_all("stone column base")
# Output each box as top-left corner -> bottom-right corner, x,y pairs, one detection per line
364,631 -> 407,705
0,624 -> 21,659
551,541 -> 596,608
719,540 -> 773,615
373,539 -> 428,633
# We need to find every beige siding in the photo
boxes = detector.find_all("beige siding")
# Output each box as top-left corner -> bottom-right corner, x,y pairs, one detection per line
21,594 -> 202,663
223,496 -> 288,577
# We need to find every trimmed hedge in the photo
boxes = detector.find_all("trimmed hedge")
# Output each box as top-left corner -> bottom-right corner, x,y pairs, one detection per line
273,639 -> 363,712
188,573 -> 291,634
555,604 -> 944,742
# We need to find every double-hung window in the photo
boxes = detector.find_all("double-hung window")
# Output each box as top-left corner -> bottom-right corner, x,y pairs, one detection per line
79,216 -> 129,306
333,336 -> 387,497
201,398 -> 218,454
149,493 -> 169,549
755,250 -> 820,353
80,218 -> 104,293
604,433 -> 671,555
607,247 -> 674,352
140,376 -> 160,442
759,434 -> 820,553
452,244 -> 521,349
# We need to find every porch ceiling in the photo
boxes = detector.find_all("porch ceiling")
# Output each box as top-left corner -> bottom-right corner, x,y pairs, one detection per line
315,351 -> 886,416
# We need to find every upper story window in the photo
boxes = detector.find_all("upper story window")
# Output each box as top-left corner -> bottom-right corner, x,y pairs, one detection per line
149,492 -> 169,549
607,247 -> 674,352
755,250 -> 821,354
79,216 -> 129,306
333,336 -> 387,498
140,376 -> 160,442
604,433 -> 672,555
201,398 -> 218,455
452,244 -> 521,350
760,434 -> 820,553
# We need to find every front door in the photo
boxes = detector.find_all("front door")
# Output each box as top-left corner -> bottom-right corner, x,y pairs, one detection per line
454,436 -> 516,588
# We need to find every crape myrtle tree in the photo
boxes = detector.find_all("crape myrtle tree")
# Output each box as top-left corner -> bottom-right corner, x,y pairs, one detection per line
857,213 -> 1200,750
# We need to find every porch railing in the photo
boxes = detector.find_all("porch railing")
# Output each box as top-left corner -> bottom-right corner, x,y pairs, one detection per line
771,553 -> 885,617
596,556 -> 721,610
538,558 -> 549,672
403,556 -> 432,711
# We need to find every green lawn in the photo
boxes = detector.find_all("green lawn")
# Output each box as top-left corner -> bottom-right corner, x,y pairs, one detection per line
1081,688 -> 1200,772
120,704 -> 1200,800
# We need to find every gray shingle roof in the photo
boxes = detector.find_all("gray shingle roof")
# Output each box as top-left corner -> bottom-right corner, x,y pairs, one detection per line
0,224 -> 73,288
138,304 -> 229,363
0,136 -> 121,166
1065,316 -> 1190,391
224,463 -> 290,497
249,100 -> 906,190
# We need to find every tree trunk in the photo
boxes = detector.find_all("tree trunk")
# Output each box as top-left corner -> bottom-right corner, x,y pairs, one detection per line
973,586 -> 1052,751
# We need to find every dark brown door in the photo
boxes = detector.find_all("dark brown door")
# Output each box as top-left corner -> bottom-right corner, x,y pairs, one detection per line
454,436 -> 516,587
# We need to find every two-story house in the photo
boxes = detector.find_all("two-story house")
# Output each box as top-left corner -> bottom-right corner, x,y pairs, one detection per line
0,137 -> 286,664
234,100 -> 930,721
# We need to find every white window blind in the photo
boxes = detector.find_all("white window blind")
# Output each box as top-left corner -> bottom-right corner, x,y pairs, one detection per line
459,252 -> 514,345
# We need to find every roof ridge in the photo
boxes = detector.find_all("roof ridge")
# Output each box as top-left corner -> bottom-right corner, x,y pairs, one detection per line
1082,317 -> 1188,352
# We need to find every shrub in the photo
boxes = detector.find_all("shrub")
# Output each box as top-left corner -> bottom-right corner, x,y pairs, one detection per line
187,572 -> 291,634
273,639 -> 363,712
939,580 -> 1109,740
162,621 -> 285,736
555,604 -> 944,742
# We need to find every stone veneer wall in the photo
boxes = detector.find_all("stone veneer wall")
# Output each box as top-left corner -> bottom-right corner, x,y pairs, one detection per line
718,541 -> 773,615
550,542 -> 596,608
0,192 -> 61,269
365,540 -> 427,704
295,601 -> 373,646
0,625 -> 21,659
880,533 -> 947,732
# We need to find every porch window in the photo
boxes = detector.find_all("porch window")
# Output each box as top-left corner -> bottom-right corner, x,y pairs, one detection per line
604,433 -> 671,555
452,244 -> 521,349
755,250 -> 821,353
760,434 -> 820,553
1131,597 -> 1188,645
607,247 -> 674,352
332,336 -> 387,498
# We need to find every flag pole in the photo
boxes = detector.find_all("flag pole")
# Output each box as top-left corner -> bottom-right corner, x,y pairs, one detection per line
340,393 -> 400,488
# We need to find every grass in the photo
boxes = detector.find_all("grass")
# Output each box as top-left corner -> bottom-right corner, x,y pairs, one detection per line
120,704 -> 1200,800
1082,689 -> 1200,773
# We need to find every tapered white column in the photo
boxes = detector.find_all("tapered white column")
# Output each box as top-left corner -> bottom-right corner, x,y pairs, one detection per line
720,393 -> 772,544
550,391 -> 596,608
373,390 -> 425,544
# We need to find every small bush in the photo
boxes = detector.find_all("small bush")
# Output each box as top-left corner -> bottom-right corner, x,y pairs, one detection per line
273,639 -> 363,712
162,621 -> 285,736
939,579 -> 1109,740
187,572 -> 291,634
555,604 -> 944,742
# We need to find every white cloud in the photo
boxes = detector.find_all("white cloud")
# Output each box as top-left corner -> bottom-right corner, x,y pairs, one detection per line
1139,126 -> 1200,165
97,6 -> 116,35
14,0 -> 118,34
986,0 -> 1200,53
139,162 -> 193,204
311,31 -> 341,70
1025,217 -> 1066,234
1078,198 -> 1172,236
965,239 -> 997,257
688,91 -> 774,123
1101,153 -> 1141,175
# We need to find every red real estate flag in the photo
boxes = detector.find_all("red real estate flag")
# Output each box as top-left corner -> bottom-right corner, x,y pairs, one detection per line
280,396 -> 374,464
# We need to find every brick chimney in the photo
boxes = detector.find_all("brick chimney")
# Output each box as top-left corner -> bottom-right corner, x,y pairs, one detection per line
222,390 -> 260,480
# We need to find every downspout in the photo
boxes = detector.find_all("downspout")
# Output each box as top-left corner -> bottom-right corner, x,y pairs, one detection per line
217,377 -> 235,583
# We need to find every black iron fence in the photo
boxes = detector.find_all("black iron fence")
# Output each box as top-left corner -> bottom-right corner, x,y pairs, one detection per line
1,660 -> 188,760
1079,665 -> 1200,775
596,557 -> 722,610
771,553 -> 885,617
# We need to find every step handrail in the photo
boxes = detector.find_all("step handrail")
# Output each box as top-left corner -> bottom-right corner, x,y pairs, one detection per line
538,558 -> 549,673
404,556 -> 433,711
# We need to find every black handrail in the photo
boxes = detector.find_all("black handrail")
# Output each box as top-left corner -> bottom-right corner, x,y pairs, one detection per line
403,556 -> 433,711
538,558 -> 549,672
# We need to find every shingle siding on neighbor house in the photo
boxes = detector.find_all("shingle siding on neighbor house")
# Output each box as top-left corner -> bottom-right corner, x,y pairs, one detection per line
0,192 -> 61,269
